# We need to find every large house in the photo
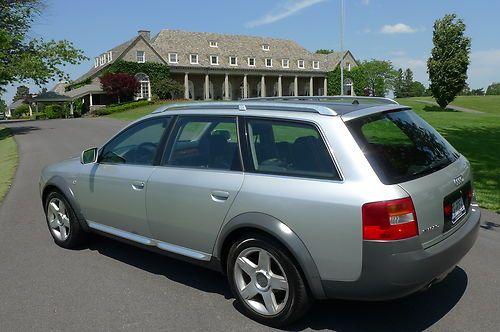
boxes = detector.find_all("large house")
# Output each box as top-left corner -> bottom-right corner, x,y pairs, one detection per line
63,29 -> 358,112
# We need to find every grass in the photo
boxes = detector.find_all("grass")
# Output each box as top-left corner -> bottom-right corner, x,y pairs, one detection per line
0,127 -> 18,204
105,97 -> 500,212
397,98 -> 500,212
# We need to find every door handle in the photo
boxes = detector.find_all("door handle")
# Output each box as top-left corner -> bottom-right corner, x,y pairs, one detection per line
132,181 -> 145,190
211,190 -> 230,202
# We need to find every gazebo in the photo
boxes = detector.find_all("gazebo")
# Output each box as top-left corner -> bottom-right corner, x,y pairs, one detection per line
31,91 -> 73,117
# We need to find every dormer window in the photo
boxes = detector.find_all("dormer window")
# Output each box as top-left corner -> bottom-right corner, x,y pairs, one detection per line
248,57 -> 256,66
209,41 -> 218,48
313,61 -> 320,69
210,55 -> 219,65
265,58 -> 272,67
262,44 -> 270,51
136,50 -> 145,63
229,56 -> 238,66
100,54 -> 106,65
282,59 -> 289,68
107,51 -> 113,62
190,54 -> 199,64
94,57 -> 99,68
297,59 -> 305,69
168,53 -> 178,63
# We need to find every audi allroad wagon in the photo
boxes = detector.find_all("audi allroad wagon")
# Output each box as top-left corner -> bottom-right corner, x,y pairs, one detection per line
40,96 -> 480,326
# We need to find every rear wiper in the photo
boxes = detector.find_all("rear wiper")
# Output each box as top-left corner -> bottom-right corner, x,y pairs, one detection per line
412,158 -> 449,176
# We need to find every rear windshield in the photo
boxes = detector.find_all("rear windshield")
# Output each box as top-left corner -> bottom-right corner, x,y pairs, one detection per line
346,109 -> 459,184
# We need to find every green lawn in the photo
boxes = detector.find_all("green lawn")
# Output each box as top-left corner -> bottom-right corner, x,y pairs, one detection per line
397,98 -> 500,211
0,127 -> 18,204
105,97 -> 500,212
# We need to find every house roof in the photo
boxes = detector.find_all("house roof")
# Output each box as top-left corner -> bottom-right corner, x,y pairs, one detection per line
32,91 -> 71,102
64,82 -> 104,99
8,99 -> 24,109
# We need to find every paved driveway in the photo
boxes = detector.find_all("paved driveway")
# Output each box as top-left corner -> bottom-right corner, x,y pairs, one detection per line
1,118 -> 499,331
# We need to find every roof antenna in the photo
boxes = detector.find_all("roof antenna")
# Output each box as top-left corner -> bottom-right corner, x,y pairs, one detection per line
352,99 -> 359,105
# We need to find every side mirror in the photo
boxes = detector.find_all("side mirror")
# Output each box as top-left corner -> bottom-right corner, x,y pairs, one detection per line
80,147 -> 98,164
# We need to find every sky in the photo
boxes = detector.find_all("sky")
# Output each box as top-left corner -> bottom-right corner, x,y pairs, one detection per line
3,0 -> 500,104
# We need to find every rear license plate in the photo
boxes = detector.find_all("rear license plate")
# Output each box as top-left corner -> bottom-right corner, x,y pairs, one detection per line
451,197 -> 466,224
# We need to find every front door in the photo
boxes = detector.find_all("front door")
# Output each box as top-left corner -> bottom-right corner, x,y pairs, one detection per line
75,117 -> 171,237
146,115 -> 244,256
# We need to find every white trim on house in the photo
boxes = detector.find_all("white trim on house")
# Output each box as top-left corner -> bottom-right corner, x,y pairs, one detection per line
313,61 -> 320,69
168,52 -> 178,63
282,59 -> 289,68
190,54 -> 199,64
248,57 -> 256,67
209,40 -> 218,48
136,50 -> 145,63
107,51 -> 112,62
210,55 -> 219,65
297,59 -> 305,69
265,58 -> 273,67
262,44 -> 270,51
229,56 -> 238,66
94,58 -> 99,68
347,62 -> 351,71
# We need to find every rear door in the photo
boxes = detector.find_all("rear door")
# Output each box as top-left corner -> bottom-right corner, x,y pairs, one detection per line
146,115 -> 244,256
345,109 -> 473,245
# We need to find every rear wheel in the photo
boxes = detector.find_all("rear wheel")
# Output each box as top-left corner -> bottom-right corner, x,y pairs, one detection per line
44,191 -> 88,248
227,234 -> 311,327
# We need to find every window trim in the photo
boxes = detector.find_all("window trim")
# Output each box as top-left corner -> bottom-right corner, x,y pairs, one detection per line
262,44 -> 270,51
160,115 -> 244,172
229,56 -> 238,66
313,61 -> 320,69
265,58 -> 273,67
297,59 -> 305,69
168,52 -> 178,64
282,59 -> 289,68
209,40 -> 218,48
240,116 -> 343,181
136,50 -> 146,63
190,53 -> 199,64
248,57 -> 256,67
210,55 -> 219,65
107,51 -> 113,62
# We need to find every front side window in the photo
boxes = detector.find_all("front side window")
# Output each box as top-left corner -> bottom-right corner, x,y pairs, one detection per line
136,51 -> 145,63
248,57 -> 256,66
282,59 -> 289,68
265,58 -> 272,67
229,56 -> 238,66
168,53 -> 178,63
164,116 -> 241,171
100,117 -> 171,165
297,60 -> 305,69
313,61 -> 320,69
246,118 -> 340,179
190,54 -> 198,64
209,41 -> 218,47
210,55 -> 219,65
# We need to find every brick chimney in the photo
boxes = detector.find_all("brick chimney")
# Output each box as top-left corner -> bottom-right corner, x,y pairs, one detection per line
138,30 -> 151,41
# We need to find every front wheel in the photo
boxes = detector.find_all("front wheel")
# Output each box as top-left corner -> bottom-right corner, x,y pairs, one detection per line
226,234 -> 312,327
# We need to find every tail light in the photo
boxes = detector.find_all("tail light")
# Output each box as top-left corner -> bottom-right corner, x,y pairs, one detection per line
362,197 -> 418,240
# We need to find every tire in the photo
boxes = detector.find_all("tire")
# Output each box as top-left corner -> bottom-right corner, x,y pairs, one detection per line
226,234 -> 312,327
44,191 -> 88,249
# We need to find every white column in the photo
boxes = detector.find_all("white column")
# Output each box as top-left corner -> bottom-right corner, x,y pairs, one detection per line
70,102 -> 74,117
260,75 -> 266,97
224,73 -> 230,100
147,82 -> 151,101
323,77 -> 328,96
294,76 -> 298,96
278,75 -> 282,97
243,75 -> 248,99
90,93 -> 93,106
204,74 -> 210,100
184,73 -> 189,99
309,77 -> 314,96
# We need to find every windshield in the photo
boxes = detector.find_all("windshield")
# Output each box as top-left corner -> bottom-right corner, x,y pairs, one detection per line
346,109 -> 460,184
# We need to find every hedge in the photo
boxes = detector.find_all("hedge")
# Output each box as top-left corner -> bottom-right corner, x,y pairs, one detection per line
95,100 -> 153,116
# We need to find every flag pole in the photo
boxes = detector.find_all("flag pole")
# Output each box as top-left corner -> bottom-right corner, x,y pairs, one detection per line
340,0 -> 345,95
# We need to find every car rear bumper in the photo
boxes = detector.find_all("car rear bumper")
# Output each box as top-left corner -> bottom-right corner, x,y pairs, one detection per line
321,205 -> 480,301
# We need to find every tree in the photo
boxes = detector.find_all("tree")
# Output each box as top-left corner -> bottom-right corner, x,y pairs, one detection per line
362,60 -> 398,97
427,14 -> 471,108
13,85 -> 30,102
486,83 -> 500,95
403,68 -> 414,96
0,0 -> 87,93
315,49 -> 335,54
471,88 -> 484,96
152,78 -> 184,99
410,81 -> 426,97
100,72 -> 140,103
394,68 -> 404,98
0,99 -> 6,115
327,66 -> 367,96
460,83 -> 471,96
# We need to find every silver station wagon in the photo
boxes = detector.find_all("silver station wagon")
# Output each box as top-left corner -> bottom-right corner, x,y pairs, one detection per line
40,96 -> 480,327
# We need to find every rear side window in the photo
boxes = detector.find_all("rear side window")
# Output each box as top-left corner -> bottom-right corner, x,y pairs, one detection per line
346,109 -> 459,184
246,118 -> 340,180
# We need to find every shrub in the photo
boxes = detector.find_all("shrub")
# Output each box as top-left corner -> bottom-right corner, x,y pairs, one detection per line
95,100 -> 152,116
44,104 -> 63,119
12,104 -> 30,119
152,78 -> 184,99
100,72 -> 140,103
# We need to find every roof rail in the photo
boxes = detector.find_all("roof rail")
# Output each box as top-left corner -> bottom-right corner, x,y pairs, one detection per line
243,95 -> 399,105
152,101 -> 338,116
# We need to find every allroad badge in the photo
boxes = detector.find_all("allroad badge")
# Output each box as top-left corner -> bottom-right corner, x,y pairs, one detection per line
453,175 -> 465,186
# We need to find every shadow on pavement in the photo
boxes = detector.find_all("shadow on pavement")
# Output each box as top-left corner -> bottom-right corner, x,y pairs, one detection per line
87,234 -> 467,331
8,125 -> 42,136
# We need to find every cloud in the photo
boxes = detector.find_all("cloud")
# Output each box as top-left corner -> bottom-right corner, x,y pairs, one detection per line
468,49 -> 500,88
391,56 -> 428,84
245,0 -> 326,28
381,23 -> 419,34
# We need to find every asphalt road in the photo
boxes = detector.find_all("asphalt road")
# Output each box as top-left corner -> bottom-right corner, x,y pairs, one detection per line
1,118 -> 499,331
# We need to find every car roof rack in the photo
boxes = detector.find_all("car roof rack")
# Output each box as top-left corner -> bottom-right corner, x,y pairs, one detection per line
152,101 -> 338,116
243,95 -> 399,105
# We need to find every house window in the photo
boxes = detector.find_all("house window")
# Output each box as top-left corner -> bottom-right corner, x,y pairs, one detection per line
210,55 -> 219,65
107,51 -> 113,62
209,41 -> 218,48
229,56 -> 238,66
190,54 -> 199,64
135,73 -> 151,101
282,59 -> 289,68
297,60 -> 305,69
100,54 -> 106,65
265,58 -> 272,67
313,61 -> 320,69
136,51 -> 145,63
262,44 -> 270,51
94,57 -> 99,68
248,57 -> 256,66
168,53 -> 178,63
